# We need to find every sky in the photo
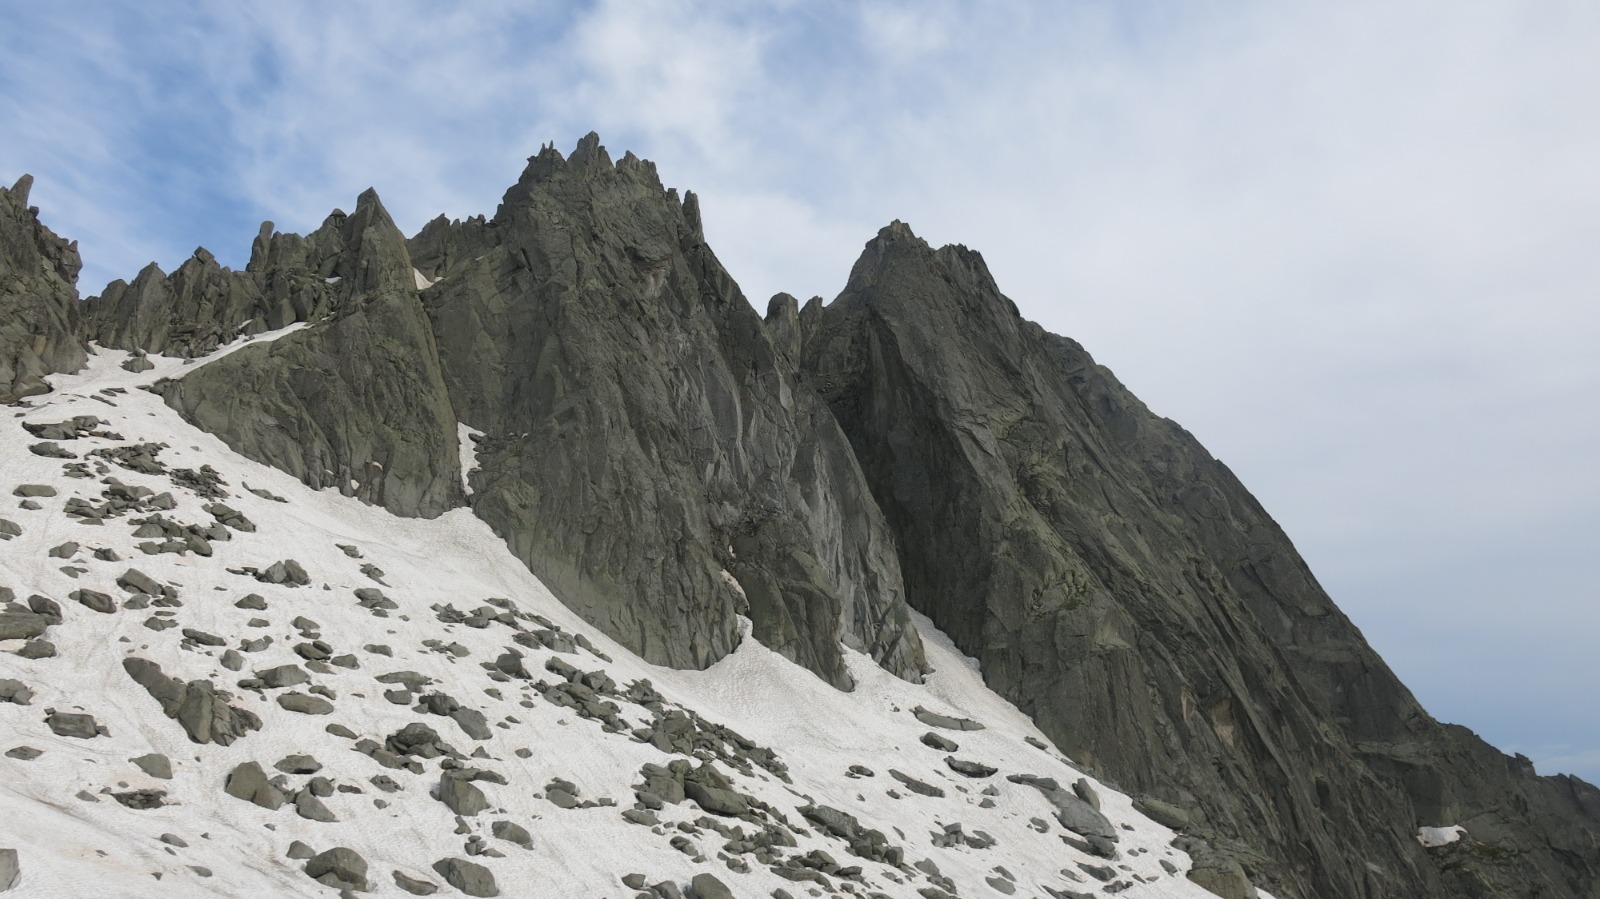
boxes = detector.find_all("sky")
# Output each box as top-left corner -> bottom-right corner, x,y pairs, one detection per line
3,0 -> 1596,782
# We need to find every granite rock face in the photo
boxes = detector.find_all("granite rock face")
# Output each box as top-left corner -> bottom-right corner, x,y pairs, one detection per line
411,134 -> 924,687
0,175 -> 85,402
153,190 -> 463,519
796,221 -> 1600,899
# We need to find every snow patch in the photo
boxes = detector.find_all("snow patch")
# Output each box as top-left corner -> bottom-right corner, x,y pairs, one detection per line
413,268 -> 435,290
1417,825 -> 1467,847
456,423 -> 483,495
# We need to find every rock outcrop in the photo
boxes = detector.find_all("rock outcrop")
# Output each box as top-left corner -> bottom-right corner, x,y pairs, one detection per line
796,221 -> 1600,899
0,175 -> 85,401
411,134 -> 924,687
151,190 -> 463,518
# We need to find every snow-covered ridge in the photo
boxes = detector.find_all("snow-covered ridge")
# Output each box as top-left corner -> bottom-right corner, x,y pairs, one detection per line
0,336 -> 1235,898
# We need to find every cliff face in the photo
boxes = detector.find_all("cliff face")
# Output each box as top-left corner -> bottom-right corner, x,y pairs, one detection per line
410,134 -> 925,687
0,175 -> 85,402
151,189 -> 464,520
796,221 -> 1600,898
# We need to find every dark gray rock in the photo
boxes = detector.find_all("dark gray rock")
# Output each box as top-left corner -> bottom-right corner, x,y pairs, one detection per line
798,220 -> 1600,899
277,692 -> 335,715
225,761 -> 285,810
45,710 -> 103,739
0,611 -> 49,642
683,780 -> 749,817
116,568 -> 163,596
0,680 -> 32,705
123,658 -> 261,745
438,772 -> 488,816
69,589 -> 116,614
287,841 -> 316,860
156,191 -> 463,520
911,706 -> 984,732
0,176 -> 86,402
0,847 -> 17,891
256,664 -> 309,689
304,846 -> 369,892
944,757 -> 997,778
131,753 -> 172,779
414,135 -> 923,687
13,484 -> 56,497
920,732 -> 958,752
489,820 -> 532,849
889,770 -> 945,798
393,870 -> 438,895
294,789 -> 337,823
686,873 -> 734,899
431,857 -> 498,897
1134,795 -> 1190,830
276,754 -> 322,774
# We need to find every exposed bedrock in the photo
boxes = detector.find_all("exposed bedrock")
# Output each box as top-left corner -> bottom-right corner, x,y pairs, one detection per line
796,220 -> 1600,899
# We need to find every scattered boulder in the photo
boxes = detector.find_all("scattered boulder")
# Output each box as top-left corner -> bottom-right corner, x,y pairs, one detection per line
921,732 -> 959,752
305,846 -> 369,892
945,757 -> 997,778
123,658 -> 261,745
0,848 -> 17,891
889,769 -> 945,798
431,858 -> 498,897
277,692 -> 335,715
490,820 -> 532,849
225,761 -> 286,810
0,680 -> 32,706
438,772 -> 489,816
1134,795 -> 1191,831
687,873 -> 735,899
393,870 -> 439,895
257,559 -> 311,586
131,753 -> 173,779
69,589 -> 116,614
912,706 -> 985,731
45,710 -> 105,739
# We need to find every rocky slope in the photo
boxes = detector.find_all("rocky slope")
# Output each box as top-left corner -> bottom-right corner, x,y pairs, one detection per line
2,136 -> 1597,898
0,342 -> 1223,898
796,222 -> 1600,899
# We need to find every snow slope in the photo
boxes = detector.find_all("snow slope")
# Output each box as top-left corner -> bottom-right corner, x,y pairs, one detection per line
0,333 -> 1243,898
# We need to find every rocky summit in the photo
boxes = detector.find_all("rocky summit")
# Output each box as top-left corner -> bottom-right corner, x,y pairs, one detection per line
0,136 -> 1595,899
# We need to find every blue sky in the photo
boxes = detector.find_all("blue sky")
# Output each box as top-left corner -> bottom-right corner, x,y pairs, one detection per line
4,1 -> 1597,782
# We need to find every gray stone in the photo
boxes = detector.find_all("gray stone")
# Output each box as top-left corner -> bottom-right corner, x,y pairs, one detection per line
276,754 -> 322,774
277,692 -> 335,715
256,664 -> 309,689
287,841 -> 316,860
438,773 -> 488,816
116,568 -> 163,596
225,761 -> 285,810
294,789 -> 337,823
686,873 -> 734,899
944,757 -> 997,778
910,706 -> 984,732
393,870 -> 438,895
0,611 -> 49,641
489,820 -> 532,849
304,846 -> 369,892
12,484 -> 56,497
1134,796 -> 1190,831
0,680 -> 32,706
69,589 -> 116,614
683,781 -> 749,817
131,753 -> 173,779
45,710 -> 103,739
889,769 -> 944,798
920,732 -> 958,752
431,857 -> 497,897
0,847 -> 17,892
123,658 -> 261,745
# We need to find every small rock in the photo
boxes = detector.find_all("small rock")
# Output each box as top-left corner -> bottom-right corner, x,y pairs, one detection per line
45,710 -> 105,739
